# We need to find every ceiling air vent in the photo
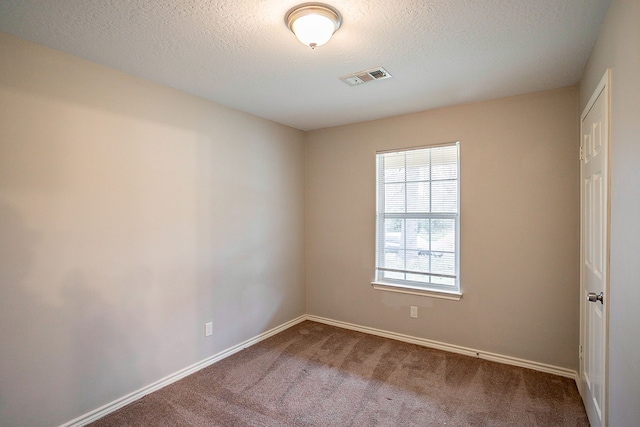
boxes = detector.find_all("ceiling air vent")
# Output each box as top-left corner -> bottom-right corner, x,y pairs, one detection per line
340,67 -> 392,87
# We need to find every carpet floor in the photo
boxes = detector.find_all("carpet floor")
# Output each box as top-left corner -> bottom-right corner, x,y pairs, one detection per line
89,321 -> 589,426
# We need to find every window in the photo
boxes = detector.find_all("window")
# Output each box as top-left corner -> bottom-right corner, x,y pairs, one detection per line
373,143 -> 461,299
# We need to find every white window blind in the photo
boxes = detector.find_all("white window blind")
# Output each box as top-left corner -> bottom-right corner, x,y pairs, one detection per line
375,143 -> 460,293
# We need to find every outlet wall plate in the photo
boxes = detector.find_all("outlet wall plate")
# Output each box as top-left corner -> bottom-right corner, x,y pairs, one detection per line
410,306 -> 418,318
205,322 -> 213,337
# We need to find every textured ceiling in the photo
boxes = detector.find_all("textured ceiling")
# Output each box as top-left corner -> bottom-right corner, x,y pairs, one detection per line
0,0 -> 610,131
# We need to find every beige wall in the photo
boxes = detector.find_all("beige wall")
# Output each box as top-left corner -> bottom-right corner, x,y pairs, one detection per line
579,0 -> 640,425
0,32 -> 306,427
306,87 -> 580,370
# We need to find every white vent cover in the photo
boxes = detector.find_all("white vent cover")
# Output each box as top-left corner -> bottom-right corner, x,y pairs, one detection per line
340,67 -> 392,87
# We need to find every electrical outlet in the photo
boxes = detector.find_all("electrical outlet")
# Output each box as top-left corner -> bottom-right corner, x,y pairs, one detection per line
205,322 -> 213,337
410,306 -> 418,318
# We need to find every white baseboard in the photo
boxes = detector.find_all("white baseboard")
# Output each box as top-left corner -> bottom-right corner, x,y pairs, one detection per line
61,313 -> 580,426
305,315 -> 580,383
59,315 -> 307,427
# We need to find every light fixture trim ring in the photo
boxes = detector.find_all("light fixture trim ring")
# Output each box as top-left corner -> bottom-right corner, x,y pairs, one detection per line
285,3 -> 342,31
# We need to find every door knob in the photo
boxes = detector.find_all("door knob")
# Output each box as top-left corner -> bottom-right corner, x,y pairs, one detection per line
587,292 -> 604,304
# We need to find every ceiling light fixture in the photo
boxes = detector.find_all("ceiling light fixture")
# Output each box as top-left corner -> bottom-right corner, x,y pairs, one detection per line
286,3 -> 342,49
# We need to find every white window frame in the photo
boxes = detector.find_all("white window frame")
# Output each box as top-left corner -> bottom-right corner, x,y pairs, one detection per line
372,142 -> 462,300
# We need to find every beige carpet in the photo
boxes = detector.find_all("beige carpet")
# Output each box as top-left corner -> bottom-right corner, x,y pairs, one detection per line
89,321 -> 589,426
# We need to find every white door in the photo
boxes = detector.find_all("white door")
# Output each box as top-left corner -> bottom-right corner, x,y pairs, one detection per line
580,70 -> 610,427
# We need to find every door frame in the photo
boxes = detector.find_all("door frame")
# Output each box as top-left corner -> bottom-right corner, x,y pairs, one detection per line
579,68 -> 611,426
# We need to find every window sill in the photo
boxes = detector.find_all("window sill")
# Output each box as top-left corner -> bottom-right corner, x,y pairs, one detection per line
371,281 -> 463,301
